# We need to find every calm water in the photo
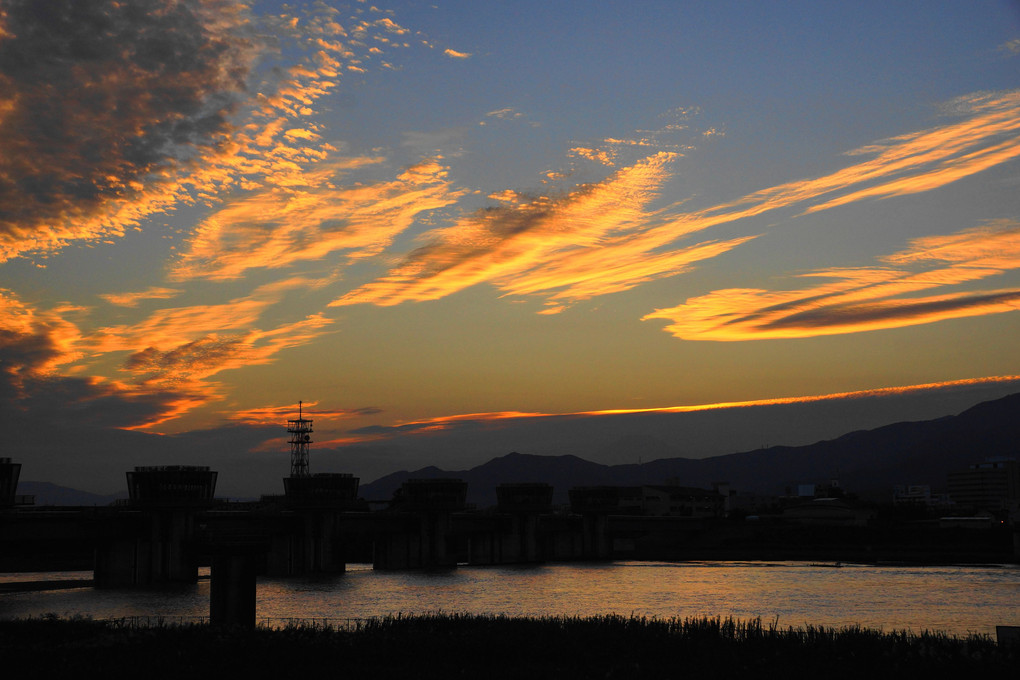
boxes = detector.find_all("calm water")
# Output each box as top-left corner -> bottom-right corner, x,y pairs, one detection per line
2,561 -> 1017,637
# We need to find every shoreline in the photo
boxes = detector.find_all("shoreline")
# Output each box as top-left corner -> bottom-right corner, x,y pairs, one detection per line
2,557 -> 1016,593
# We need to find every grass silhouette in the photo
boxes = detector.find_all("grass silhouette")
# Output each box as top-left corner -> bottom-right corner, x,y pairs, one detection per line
2,613 -> 1015,678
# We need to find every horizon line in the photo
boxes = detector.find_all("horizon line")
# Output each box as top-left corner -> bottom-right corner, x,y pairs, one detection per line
314,374 -> 1020,447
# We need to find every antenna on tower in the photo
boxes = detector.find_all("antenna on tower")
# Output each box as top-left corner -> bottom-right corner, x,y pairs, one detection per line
287,400 -> 313,478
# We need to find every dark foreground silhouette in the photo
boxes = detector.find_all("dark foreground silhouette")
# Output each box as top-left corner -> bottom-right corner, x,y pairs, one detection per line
2,613 -> 1016,678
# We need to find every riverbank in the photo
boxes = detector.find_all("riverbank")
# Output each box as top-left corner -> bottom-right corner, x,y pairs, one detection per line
0,578 -> 93,593
1,614 -> 1015,678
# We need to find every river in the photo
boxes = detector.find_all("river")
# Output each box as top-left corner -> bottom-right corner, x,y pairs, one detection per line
2,561 -> 1017,637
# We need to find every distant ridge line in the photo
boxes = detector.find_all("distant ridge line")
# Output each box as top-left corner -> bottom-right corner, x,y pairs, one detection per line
359,392 -> 1020,507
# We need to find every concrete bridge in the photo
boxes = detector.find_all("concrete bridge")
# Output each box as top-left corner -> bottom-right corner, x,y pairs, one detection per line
1,466 -> 640,626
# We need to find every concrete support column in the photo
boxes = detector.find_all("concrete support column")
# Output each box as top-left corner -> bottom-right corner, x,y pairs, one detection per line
420,512 -> 456,569
209,548 -> 260,629
581,514 -> 610,559
94,538 -> 146,587
520,514 -> 540,562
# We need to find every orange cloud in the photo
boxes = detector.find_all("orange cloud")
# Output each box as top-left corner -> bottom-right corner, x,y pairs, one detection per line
570,147 -> 617,166
101,309 -> 334,430
123,313 -> 332,385
720,91 -> 1020,220
0,1 -> 410,264
226,402 -> 382,427
334,91 -> 1020,314
575,376 -> 1020,416
101,287 -> 183,307
172,158 -> 466,281
333,375 -> 1020,445
86,277 -> 331,354
0,289 -> 206,430
0,289 -> 84,375
332,152 -> 753,307
643,222 -> 1020,340
0,0 -> 258,262
6,276 -> 337,429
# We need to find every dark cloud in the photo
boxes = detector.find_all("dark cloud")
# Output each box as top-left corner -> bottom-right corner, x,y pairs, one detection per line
347,417 -> 519,437
7,374 -> 192,430
0,355 -> 190,432
0,305 -> 197,430
0,0 -> 255,257
727,289 -> 852,327
349,423 -> 429,436
125,334 -> 249,379
383,191 -> 582,281
343,407 -> 385,417
763,290 -> 1020,331
0,327 -> 63,382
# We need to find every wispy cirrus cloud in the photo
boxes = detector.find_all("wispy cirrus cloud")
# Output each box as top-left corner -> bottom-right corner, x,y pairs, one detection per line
120,312 -> 332,386
88,280 -> 307,354
1,277 -> 336,430
171,159 -> 466,281
565,107 -> 706,168
226,402 -> 382,427
333,152 -> 754,312
643,221 -> 1020,340
88,276 -> 334,374
332,375 -> 1020,445
108,308 -> 334,430
335,90 -> 1020,316
0,289 -> 193,429
101,287 -> 184,307
684,91 -> 1020,227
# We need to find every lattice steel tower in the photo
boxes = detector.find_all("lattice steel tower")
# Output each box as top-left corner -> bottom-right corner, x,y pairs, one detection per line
287,401 -> 313,478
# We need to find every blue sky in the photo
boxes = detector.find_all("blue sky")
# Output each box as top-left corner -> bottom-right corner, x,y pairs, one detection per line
2,1 -> 1019,495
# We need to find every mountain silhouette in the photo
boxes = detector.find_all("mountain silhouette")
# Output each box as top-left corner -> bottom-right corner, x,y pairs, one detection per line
360,392 -> 1020,507
14,481 -> 125,507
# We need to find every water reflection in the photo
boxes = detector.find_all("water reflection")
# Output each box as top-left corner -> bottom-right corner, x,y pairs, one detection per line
2,561 -> 1017,636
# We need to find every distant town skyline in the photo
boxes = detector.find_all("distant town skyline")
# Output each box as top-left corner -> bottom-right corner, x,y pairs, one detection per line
2,1 -> 1019,496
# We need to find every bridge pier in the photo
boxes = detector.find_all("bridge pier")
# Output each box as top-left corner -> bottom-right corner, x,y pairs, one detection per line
261,473 -> 363,576
372,511 -> 459,569
94,466 -> 216,587
464,522 -> 504,565
93,509 -> 201,587
461,514 -> 542,565
540,515 -> 586,560
373,479 -> 467,570
492,483 -> 554,564
209,545 -> 262,629
264,511 -> 350,576
568,487 -> 616,560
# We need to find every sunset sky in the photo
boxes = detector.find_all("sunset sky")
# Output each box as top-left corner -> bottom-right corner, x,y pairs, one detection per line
3,1 -> 1020,496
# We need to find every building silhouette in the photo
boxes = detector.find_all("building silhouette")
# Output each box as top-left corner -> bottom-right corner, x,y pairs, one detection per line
0,458 -> 21,507
947,457 -> 1018,512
